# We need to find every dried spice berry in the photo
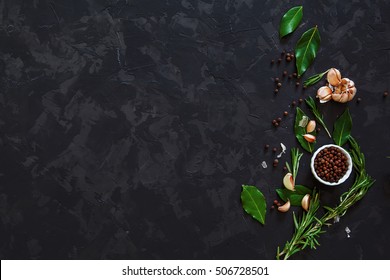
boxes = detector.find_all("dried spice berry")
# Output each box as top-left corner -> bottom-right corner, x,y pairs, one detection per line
314,146 -> 349,183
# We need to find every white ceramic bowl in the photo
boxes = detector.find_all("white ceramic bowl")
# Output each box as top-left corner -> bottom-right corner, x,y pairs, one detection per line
310,144 -> 353,186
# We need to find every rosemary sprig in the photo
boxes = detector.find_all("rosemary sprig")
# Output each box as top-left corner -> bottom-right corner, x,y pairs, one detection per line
305,96 -> 332,138
322,136 -> 375,221
276,136 -> 375,259
276,190 -> 323,260
286,148 -> 303,180
303,69 -> 329,87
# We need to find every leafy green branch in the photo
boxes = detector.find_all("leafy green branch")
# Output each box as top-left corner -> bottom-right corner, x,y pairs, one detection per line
305,96 -> 332,138
276,136 -> 375,259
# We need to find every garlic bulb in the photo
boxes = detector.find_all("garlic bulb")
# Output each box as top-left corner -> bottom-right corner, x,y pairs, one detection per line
316,69 -> 357,103
332,78 -> 357,103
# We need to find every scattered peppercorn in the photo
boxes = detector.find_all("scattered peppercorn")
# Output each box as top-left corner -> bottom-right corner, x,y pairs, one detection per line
283,111 -> 288,116
273,159 -> 279,167
281,50 -> 286,56
264,144 -> 270,149
277,82 -> 282,88
303,85 -> 307,90
277,58 -> 282,63
271,205 -> 275,209
277,117 -> 282,123
384,91 -> 388,97
283,70 -> 287,76
272,147 -> 277,153
271,59 -> 275,64
293,72 -> 297,78
276,202 -> 281,207
272,119 -> 277,124
286,56 -> 292,62
274,122 -> 279,127
273,199 -> 278,205
316,127 -> 321,133
274,77 -> 280,83
357,97 -> 361,103
299,98 -> 303,103
274,89 -> 279,94
288,74 -> 292,79
314,146 -> 349,183
296,82 -> 300,87
290,54 -> 295,59
283,166 -> 287,171
292,101 -> 297,106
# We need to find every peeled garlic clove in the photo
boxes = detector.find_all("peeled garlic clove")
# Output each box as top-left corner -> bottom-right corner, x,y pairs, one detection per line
283,173 -> 295,191
306,120 -> 316,133
327,68 -> 342,86
303,134 -> 316,143
301,194 -> 310,212
317,86 -> 332,103
278,200 -> 291,213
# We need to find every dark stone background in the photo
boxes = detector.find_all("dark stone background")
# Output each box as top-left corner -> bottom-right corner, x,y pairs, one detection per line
0,0 -> 389,259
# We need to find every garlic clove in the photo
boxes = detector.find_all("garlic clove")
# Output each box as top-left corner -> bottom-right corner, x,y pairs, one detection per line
283,173 -> 295,191
317,86 -> 332,103
327,68 -> 342,86
301,194 -> 310,212
303,134 -> 316,143
347,86 -> 357,101
306,120 -> 316,133
278,200 -> 291,212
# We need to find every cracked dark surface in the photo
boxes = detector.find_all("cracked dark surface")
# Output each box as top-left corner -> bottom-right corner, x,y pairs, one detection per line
0,0 -> 389,259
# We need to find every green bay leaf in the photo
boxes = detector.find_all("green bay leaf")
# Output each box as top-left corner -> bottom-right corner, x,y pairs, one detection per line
241,185 -> 266,225
333,108 -> 352,146
279,6 -> 303,38
276,185 -> 312,206
294,107 -> 316,153
295,26 -> 321,77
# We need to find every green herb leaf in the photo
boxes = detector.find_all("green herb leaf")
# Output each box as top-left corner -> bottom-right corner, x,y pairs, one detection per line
241,185 -> 266,225
305,96 -> 332,138
279,6 -> 303,38
303,69 -> 329,87
295,26 -> 321,77
294,107 -> 316,153
276,185 -> 312,206
333,108 -> 352,146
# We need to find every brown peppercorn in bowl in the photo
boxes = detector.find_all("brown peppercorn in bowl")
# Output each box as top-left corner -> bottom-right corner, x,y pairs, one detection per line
310,144 -> 353,186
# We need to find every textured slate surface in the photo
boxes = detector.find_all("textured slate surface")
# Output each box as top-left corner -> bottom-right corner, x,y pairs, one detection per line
0,0 -> 389,259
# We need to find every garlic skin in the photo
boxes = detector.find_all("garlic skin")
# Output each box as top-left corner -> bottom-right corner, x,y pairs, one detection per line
332,78 -> 357,103
327,68 -> 342,86
278,200 -> 291,213
317,86 -> 333,103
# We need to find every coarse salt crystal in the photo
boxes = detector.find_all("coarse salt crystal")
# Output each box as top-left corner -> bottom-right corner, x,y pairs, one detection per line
261,161 -> 267,168
345,226 -> 351,238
